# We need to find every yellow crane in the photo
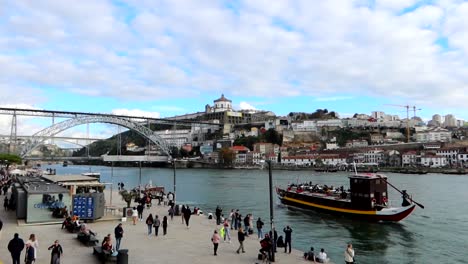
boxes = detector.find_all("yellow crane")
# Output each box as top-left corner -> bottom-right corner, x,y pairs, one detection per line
385,104 -> 420,143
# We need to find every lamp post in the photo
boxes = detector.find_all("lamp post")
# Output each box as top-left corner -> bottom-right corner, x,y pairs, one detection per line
266,160 -> 275,262
138,161 -> 142,197
110,161 -> 114,206
172,158 -> 176,205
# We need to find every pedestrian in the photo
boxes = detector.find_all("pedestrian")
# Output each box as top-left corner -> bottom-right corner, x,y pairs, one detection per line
137,203 -> 144,221
256,217 -> 264,239
236,213 -> 242,230
215,205 -> 222,225
26,234 -> 39,261
24,243 -> 35,264
4,196 -> 8,211
117,182 -> 121,191
229,209 -> 235,230
223,218 -> 231,243
47,240 -> 63,264
211,229 -> 221,256
0,217 -> 3,240
283,225 -> 293,254
234,209 -> 239,230
184,205 -> 191,228
146,213 -> 154,235
345,243 -> 355,264
114,223 -> 124,250
162,216 -> 168,235
243,214 -> 250,236
132,207 -> 138,225
181,205 -> 186,224
168,205 -> 174,220
153,215 -> 160,236
269,229 -> 278,253
236,227 -> 245,254
8,233 -> 25,264
121,182 -> 125,190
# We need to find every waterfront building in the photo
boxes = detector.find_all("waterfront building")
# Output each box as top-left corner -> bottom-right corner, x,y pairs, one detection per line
281,155 -> 315,166
326,142 -> 339,150
420,153 -> 448,168
346,139 -> 369,148
414,127 -> 452,142
384,150 -> 401,167
435,148 -> 462,166
457,152 -> 468,167
317,153 -> 347,166
370,133 -> 384,144
402,151 -> 418,166
364,149 -> 384,164
230,146 -> 250,164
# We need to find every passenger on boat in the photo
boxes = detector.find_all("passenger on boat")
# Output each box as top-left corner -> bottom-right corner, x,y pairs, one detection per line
401,190 -> 411,207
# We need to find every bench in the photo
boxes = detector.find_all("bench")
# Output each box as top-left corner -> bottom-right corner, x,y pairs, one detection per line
77,232 -> 99,246
93,246 -> 117,263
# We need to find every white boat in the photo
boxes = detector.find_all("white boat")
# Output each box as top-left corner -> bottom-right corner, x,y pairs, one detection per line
81,172 -> 101,178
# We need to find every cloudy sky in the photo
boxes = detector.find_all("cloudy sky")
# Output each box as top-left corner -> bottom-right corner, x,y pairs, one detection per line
1,0 -> 468,138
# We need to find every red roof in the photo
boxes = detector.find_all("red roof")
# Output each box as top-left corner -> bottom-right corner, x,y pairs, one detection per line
231,146 -> 249,152
214,94 -> 232,102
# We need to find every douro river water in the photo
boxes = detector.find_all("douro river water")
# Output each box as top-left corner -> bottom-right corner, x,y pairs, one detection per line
53,165 -> 467,264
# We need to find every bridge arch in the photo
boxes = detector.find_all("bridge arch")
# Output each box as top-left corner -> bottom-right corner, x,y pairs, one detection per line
21,116 -> 172,158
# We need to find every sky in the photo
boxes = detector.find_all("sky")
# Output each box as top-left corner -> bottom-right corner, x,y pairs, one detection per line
1,0 -> 468,140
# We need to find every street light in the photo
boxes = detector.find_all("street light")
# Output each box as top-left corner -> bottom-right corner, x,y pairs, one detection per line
266,160 -> 275,262
172,158 -> 176,206
110,161 -> 114,206
138,161 -> 142,197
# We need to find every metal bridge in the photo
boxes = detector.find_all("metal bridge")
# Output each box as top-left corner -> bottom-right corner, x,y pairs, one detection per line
0,107 -> 221,159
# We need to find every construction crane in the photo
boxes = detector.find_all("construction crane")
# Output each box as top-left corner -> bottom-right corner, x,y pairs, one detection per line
384,104 -> 419,143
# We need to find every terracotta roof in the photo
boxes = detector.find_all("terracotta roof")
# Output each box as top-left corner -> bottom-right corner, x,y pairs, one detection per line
214,94 -> 232,102
231,146 -> 249,152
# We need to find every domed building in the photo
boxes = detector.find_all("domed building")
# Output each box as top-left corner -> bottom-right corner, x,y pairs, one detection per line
205,94 -> 232,113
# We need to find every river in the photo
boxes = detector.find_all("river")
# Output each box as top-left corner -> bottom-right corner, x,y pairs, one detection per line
50,164 -> 467,264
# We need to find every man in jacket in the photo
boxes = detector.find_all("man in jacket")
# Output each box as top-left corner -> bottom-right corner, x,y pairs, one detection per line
283,226 -> 293,254
256,218 -> 264,239
8,233 -> 25,264
215,206 -> 222,225
114,223 -> 124,250
24,242 -> 35,264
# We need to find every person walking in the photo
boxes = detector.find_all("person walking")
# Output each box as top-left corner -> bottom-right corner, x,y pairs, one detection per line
223,219 -> 231,243
137,203 -> 144,221
236,213 -> 242,230
181,205 -> 186,224
131,207 -> 138,225
235,227 -> 245,254
243,214 -> 250,236
168,205 -> 174,220
26,234 -> 39,261
283,226 -> 293,254
183,205 -> 191,228
0,217 -> 3,240
8,233 -> 25,264
229,209 -> 235,230
146,214 -> 154,235
153,215 -> 161,236
24,243 -> 35,264
215,205 -> 222,225
234,209 -> 239,230
114,223 -> 124,250
47,240 -> 63,264
345,243 -> 355,264
4,196 -> 8,211
256,217 -> 264,239
211,230 -> 221,256
162,216 -> 168,235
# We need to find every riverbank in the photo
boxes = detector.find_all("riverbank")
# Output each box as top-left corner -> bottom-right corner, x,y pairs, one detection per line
0,189 -> 335,264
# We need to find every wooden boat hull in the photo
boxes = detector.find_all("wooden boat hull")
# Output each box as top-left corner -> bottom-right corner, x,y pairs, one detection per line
277,189 -> 416,222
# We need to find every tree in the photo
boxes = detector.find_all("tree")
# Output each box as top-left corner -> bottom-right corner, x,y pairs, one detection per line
263,129 -> 282,146
0,153 -> 22,167
219,147 -> 235,166
119,189 -> 139,208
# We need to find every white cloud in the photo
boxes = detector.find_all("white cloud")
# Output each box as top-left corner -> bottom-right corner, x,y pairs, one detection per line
1,0 -> 468,118
315,96 -> 354,102
239,102 -> 257,110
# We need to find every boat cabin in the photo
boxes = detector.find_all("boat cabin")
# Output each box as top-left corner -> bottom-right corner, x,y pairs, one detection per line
349,173 -> 388,210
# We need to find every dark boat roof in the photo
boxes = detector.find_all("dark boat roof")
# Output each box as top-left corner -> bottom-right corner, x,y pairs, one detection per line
348,173 -> 387,180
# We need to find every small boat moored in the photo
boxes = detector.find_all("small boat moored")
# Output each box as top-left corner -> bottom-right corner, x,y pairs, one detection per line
276,173 -> 422,222
81,172 -> 101,178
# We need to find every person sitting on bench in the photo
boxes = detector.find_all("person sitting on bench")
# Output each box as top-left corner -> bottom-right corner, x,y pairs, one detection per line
259,234 -> 272,260
80,223 -> 97,236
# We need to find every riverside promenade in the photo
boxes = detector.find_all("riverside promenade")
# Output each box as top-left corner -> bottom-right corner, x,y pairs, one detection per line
0,190 -> 334,264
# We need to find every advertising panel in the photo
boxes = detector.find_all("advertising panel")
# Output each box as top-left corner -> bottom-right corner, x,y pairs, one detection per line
73,195 -> 94,219
26,193 -> 71,223
200,145 -> 213,155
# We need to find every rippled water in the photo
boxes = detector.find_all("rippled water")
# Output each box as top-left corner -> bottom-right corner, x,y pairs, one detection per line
53,164 -> 468,263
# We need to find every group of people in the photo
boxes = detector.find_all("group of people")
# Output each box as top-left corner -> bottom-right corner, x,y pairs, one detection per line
7,233 -> 63,264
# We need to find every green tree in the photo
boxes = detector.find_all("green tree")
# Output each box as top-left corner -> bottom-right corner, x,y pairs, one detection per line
119,189 -> 139,208
263,129 -> 282,146
0,153 -> 22,167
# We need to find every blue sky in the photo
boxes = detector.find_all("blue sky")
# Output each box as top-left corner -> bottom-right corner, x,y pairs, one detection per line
1,0 -> 468,137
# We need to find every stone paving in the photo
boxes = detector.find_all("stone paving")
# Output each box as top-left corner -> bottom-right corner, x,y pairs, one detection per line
0,190 -> 334,264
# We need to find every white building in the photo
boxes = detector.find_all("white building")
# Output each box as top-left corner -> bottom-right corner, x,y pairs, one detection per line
371,111 -> 385,120
364,149 -> 384,164
281,155 -> 315,166
402,151 -> 418,166
420,154 -> 447,168
326,142 -> 339,150
291,121 -> 318,132
346,140 -> 369,148
414,127 -> 452,142
318,154 -> 347,166
154,129 -> 192,148
443,114 -> 457,127
316,119 -> 343,128
457,152 -> 468,167
436,148 -> 461,165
